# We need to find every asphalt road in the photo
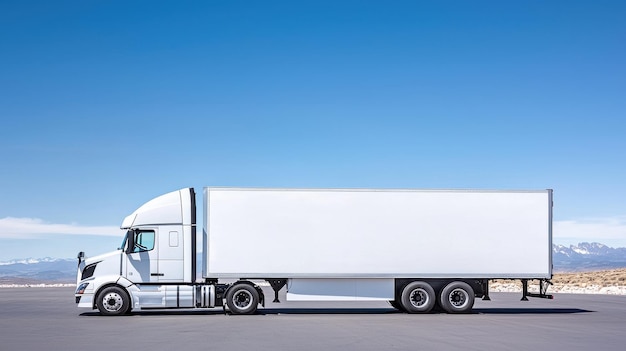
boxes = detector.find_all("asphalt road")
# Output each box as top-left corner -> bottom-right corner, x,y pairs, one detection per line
1,287 -> 625,351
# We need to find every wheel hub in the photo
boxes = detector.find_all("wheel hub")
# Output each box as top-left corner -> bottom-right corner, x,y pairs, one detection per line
410,289 -> 428,307
103,293 -> 123,311
449,289 -> 468,307
233,291 -> 252,308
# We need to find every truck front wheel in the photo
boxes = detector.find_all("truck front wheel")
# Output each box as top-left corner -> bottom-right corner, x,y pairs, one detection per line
226,283 -> 260,315
439,281 -> 475,313
400,281 -> 436,313
96,286 -> 131,316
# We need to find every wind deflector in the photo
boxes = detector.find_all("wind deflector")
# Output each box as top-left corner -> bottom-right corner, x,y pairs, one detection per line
121,189 -> 186,227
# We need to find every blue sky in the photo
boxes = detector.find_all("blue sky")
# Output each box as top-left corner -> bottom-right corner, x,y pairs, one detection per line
1,0 -> 625,261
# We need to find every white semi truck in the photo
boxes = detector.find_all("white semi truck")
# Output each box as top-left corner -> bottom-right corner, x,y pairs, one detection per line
75,187 -> 553,315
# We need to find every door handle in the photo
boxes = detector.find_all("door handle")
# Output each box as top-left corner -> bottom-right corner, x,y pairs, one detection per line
150,273 -> 165,276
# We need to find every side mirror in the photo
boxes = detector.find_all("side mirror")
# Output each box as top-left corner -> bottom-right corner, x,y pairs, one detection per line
77,251 -> 85,265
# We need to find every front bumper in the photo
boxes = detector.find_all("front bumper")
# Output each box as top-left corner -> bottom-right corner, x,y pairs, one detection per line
75,293 -> 94,308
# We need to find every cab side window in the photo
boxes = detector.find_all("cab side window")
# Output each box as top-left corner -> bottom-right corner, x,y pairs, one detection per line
132,231 -> 155,252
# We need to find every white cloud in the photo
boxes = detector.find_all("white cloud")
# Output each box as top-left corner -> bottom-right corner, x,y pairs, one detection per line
0,217 -> 122,239
554,216 -> 626,247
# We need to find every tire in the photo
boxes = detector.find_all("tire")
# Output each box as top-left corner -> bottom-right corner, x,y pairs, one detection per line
96,286 -> 131,316
439,281 -> 475,314
226,283 -> 260,315
400,281 -> 436,313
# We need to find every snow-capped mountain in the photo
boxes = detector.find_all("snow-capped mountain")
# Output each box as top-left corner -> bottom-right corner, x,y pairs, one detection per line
0,257 -> 76,284
552,242 -> 626,271
0,257 -> 72,266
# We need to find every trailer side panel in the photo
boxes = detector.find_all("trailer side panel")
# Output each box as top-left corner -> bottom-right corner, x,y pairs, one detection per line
203,188 -> 552,279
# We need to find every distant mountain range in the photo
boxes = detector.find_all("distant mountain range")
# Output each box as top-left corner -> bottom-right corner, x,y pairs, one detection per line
1,243 -> 625,284
0,257 -> 76,284
553,242 -> 626,272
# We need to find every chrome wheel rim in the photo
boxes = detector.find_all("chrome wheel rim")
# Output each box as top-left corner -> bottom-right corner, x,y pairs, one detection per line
102,292 -> 124,312
448,288 -> 469,308
409,288 -> 429,308
232,289 -> 253,309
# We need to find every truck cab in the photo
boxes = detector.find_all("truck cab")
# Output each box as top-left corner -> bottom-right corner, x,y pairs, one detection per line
75,188 -> 205,315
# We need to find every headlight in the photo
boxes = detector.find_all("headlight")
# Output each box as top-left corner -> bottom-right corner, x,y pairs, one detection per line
76,282 -> 89,294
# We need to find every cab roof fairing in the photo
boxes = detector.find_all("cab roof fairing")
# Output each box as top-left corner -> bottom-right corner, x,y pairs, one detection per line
120,188 -> 192,229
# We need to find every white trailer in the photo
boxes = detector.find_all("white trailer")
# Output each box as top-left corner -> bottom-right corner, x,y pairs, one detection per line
75,187 -> 553,315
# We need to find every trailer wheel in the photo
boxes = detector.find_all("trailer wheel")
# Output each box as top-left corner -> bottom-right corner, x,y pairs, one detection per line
439,281 -> 474,313
226,283 -> 260,315
400,281 -> 436,313
96,286 -> 130,316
